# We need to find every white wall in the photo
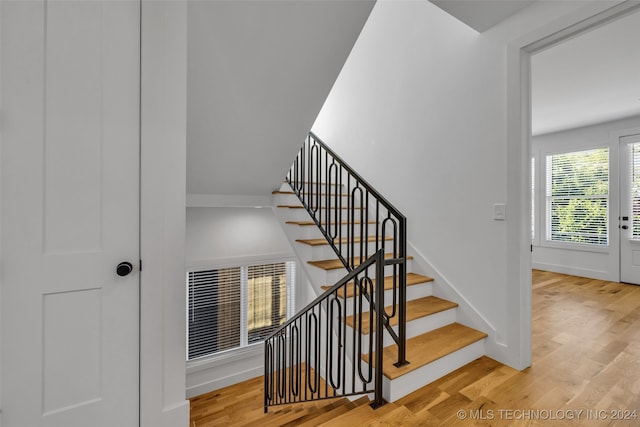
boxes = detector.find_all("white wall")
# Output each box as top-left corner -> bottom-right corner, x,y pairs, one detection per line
185,205 -> 306,397
311,0 -> 620,369
186,207 -> 294,267
532,115 -> 640,280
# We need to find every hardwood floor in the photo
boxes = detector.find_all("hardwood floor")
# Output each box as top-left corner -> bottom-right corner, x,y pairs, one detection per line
190,270 -> 640,426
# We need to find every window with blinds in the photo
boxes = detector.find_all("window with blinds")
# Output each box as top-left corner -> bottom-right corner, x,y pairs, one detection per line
187,260 -> 296,361
545,147 -> 609,246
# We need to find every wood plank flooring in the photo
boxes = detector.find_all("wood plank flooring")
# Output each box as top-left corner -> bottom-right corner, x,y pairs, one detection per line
190,270 -> 640,426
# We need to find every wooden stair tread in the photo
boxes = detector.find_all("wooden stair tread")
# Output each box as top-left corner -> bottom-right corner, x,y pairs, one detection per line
308,254 -> 413,271
284,180 -> 343,187
286,220 -> 377,226
321,273 -> 433,297
273,190 -> 349,197
362,323 -> 487,380
277,205 -> 364,210
344,296 -> 458,334
296,235 -> 392,246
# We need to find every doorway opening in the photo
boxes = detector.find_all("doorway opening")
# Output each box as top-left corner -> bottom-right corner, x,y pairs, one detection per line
528,6 -> 640,284
506,0 -> 640,370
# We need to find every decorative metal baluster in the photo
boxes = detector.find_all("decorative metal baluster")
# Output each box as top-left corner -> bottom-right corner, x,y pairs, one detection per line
382,215 -> 398,319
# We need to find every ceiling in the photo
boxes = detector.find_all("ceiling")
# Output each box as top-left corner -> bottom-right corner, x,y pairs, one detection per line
432,0 -> 640,136
186,0 -> 375,196
532,9 -> 640,136
430,0 -> 536,32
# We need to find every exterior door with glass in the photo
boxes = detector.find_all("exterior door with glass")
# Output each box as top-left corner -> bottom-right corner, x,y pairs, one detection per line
620,133 -> 640,285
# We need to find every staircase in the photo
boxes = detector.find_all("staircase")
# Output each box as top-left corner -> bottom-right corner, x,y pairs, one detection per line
266,132 -> 487,410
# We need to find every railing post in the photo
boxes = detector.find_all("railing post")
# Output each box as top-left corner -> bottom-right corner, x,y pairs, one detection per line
264,341 -> 267,413
264,340 -> 270,413
395,218 -> 409,367
371,250 -> 386,409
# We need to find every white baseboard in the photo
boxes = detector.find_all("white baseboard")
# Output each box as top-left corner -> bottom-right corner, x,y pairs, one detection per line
186,365 -> 263,399
531,261 -> 613,281
185,345 -> 265,398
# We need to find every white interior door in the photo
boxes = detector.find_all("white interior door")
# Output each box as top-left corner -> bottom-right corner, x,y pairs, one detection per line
1,1 -> 140,426
619,133 -> 640,285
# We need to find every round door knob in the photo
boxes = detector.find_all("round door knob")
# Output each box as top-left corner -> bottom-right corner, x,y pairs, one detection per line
116,261 -> 134,277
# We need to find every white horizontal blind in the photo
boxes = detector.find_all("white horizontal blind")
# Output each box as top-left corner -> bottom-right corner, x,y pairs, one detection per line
188,268 -> 241,360
187,261 -> 295,361
247,262 -> 291,344
545,148 -> 609,246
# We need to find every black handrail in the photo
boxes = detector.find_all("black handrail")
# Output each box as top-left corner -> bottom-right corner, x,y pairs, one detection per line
264,250 -> 386,411
286,132 -> 408,366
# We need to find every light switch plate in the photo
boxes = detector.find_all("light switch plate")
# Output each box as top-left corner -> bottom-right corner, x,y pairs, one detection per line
494,203 -> 506,221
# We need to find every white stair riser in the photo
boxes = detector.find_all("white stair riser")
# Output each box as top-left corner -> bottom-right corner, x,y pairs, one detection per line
301,240 -> 396,260
282,182 -> 346,194
347,308 -> 457,349
275,193 -> 361,207
289,225 -> 367,240
280,208 -> 378,223
339,283 -> 433,317
288,226 -> 326,241
321,261 -> 412,285
382,340 -> 485,402
277,208 -> 316,222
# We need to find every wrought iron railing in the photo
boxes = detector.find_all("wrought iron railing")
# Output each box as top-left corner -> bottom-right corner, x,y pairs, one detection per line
286,132 -> 408,366
264,250 -> 386,411
264,133 -> 409,412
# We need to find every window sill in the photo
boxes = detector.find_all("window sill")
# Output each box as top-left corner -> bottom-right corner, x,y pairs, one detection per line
539,240 -> 609,254
186,343 -> 263,374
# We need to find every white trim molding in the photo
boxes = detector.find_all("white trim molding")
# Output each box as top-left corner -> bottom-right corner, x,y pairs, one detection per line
140,1 -> 190,426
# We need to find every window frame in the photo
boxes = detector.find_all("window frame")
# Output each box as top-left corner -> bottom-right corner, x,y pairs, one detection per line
185,256 -> 297,366
541,145 -> 611,253
531,153 -> 540,247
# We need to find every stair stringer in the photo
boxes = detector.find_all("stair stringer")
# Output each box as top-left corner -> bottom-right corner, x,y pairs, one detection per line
271,208 -> 324,302
406,241 -> 510,365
